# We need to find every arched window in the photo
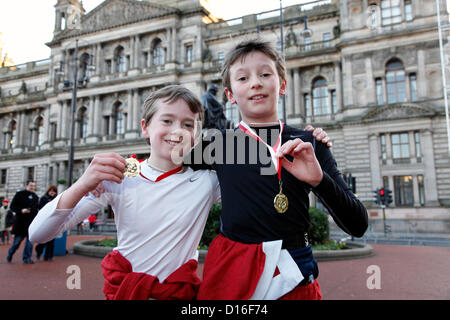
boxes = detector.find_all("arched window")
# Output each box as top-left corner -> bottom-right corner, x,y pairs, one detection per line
386,58 -> 406,104
114,102 -> 125,135
36,116 -> 45,146
77,107 -> 88,139
114,46 -> 126,73
312,77 -> 329,115
152,38 -> 165,66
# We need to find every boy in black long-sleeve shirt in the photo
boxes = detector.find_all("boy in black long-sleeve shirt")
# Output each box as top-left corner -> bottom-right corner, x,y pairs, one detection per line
193,39 -> 368,300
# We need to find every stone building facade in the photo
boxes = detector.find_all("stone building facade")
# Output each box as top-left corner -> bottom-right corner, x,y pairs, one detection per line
0,0 -> 449,226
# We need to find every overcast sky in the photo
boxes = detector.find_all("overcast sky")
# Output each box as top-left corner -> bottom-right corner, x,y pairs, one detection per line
0,0 -> 311,65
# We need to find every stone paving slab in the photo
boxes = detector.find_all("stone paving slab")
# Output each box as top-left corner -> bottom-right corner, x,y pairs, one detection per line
1,235 -> 449,300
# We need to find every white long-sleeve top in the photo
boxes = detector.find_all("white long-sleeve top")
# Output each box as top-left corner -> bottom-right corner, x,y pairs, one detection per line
29,161 -> 220,282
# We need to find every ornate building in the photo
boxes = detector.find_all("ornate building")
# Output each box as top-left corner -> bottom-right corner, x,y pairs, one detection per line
0,0 -> 449,227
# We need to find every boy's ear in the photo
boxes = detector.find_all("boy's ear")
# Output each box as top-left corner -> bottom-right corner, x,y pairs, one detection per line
279,79 -> 287,96
141,119 -> 150,138
225,88 -> 236,105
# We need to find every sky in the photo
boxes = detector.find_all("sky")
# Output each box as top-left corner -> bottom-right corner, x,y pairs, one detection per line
0,0 -> 311,65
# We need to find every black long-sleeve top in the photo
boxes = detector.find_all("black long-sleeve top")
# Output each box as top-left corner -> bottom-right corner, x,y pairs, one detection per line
186,124 -> 368,244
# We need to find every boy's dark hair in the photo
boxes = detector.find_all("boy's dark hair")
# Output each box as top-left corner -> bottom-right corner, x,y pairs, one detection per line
221,39 -> 287,93
142,85 -> 204,126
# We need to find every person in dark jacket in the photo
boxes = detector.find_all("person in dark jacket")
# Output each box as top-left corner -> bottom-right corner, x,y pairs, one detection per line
35,185 -> 57,261
7,181 -> 39,264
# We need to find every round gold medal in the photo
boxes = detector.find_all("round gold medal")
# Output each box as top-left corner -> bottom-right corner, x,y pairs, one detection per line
274,192 -> 289,213
124,157 -> 140,178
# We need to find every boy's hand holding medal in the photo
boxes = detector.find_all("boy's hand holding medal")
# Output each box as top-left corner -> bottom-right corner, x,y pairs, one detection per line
275,138 -> 323,188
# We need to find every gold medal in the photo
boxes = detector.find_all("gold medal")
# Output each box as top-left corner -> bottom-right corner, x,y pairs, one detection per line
124,157 -> 140,178
274,180 -> 288,213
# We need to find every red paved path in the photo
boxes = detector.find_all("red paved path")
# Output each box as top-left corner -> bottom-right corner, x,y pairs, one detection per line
0,235 -> 449,300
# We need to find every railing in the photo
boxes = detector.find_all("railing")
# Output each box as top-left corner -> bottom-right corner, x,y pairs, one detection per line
0,58 -> 50,76
330,219 -> 450,246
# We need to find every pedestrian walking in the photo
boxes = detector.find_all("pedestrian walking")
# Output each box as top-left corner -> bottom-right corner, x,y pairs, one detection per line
35,185 -> 57,261
7,180 -> 39,264
0,199 -> 10,245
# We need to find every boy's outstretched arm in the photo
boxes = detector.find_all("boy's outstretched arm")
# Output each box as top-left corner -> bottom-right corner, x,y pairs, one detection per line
29,153 -> 126,244
57,153 -> 126,209
276,138 -> 368,237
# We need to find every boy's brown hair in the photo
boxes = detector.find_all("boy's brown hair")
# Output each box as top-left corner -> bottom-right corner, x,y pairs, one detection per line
221,38 -> 287,93
142,84 -> 204,126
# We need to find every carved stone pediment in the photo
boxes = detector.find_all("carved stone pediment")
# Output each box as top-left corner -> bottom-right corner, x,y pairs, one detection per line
55,0 -> 178,40
362,103 -> 436,122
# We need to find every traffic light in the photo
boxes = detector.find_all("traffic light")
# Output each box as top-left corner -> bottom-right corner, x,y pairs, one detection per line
373,188 -> 380,205
379,188 -> 386,205
385,188 -> 393,206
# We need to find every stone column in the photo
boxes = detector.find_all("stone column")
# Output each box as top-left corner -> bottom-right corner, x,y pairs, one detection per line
286,69 -> 294,117
87,96 -> 95,137
421,129 -> 439,206
334,61 -> 343,112
293,68 -> 301,115
417,49 -> 426,99
171,27 -> 177,62
369,133 -> 382,190
412,175 -> 421,207
385,133 -> 392,165
133,89 -> 140,130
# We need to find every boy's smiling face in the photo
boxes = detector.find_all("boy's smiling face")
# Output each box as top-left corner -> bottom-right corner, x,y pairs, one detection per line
226,50 -> 286,124
141,99 -> 198,170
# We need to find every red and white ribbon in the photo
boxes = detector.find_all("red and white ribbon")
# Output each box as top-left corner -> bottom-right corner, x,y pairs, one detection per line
238,120 -> 284,179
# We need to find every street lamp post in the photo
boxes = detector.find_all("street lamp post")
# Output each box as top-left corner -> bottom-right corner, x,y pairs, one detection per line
279,0 -> 287,124
67,39 -> 79,188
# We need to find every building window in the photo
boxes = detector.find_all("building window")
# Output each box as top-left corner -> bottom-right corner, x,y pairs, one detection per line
105,59 -> 112,74
0,169 -> 7,185
114,102 -> 125,135
417,174 -> 425,206
323,32 -> 331,47
381,0 -> 402,26
152,38 -> 165,66
104,116 -> 110,135
312,77 -> 329,115
394,175 -> 414,206
185,44 -> 193,64
218,52 -> 224,65
409,73 -> 417,101
405,0 -> 413,21
50,122 -> 57,142
304,36 -> 311,51
114,46 -> 127,73
391,132 -> 410,162
376,78 -> 384,105
27,167 -> 35,182
77,107 -> 88,139
386,59 -> 406,104
224,101 -> 239,126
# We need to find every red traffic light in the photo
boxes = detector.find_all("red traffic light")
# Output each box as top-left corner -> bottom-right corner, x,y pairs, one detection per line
379,189 -> 384,196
